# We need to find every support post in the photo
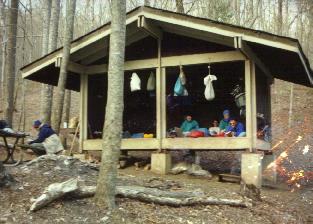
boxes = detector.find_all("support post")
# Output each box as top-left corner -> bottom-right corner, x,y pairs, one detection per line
245,60 -> 257,152
79,74 -> 88,153
241,153 -> 262,188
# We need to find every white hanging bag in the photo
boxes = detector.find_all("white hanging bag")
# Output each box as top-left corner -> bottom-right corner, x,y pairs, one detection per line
204,66 -> 217,101
146,71 -> 156,91
130,72 -> 141,92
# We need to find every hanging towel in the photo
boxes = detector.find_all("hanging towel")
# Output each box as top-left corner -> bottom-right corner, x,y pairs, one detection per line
130,72 -> 141,92
147,72 -> 155,91
204,74 -> 217,101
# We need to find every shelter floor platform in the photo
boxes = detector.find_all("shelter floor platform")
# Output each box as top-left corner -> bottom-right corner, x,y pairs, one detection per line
83,138 -> 271,151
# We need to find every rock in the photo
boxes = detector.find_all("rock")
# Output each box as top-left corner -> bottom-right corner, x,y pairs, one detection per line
144,164 -> 151,170
187,164 -> 213,179
100,216 -> 110,224
170,162 -> 191,174
171,162 -> 212,179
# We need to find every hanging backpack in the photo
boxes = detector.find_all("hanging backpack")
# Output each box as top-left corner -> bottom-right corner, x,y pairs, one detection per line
146,72 -> 155,91
204,74 -> 217,101
130,72 -> 141,92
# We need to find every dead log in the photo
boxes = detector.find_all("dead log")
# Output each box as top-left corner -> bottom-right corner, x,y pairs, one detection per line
30,178 -> 251,211
30,178 -> 79,211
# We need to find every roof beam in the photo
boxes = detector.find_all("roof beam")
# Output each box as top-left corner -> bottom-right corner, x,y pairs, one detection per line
81,29 -> 149,65
237,37 -> 273,82
85,50 -> 245,74
138,16 -> 162,39
160,23 -> 234,48
55,57 -> 87,73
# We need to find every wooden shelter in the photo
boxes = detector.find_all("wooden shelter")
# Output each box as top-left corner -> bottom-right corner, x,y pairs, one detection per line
21,6 -> 313,154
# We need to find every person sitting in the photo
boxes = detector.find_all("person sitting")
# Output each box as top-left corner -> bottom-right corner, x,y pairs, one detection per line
27,120 -> 64,155
224,119 -> 246,137
219,110 -> 231,133
209,119 -> 220,136
180,114 -> 199,137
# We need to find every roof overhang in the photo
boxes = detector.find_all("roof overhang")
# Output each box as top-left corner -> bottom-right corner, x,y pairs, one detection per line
20,6 -> 313,90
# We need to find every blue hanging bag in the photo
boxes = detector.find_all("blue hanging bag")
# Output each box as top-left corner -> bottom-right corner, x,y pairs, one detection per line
174,77 -> 184,96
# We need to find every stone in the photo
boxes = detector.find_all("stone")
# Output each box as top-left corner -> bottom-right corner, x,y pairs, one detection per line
151,153 -> 172,175
241,153 -> 262,188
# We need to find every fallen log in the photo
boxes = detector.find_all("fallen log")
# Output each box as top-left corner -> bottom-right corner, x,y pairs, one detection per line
30,178 -> 252,211
30,178 -> 79,211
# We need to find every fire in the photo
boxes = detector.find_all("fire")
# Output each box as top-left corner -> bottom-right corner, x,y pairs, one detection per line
265,135 -> 313,191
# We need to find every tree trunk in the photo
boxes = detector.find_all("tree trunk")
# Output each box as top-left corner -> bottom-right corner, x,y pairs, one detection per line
144,0 -> 150,6
41,0 -> 61,124
0,0 -> 6,111
52,0 -> 76,133
62,90 -> 71,124
40,0 -> 52,123
4,0 -> 19,127
277,0 -> 283,35
94,0 -> 126,209
175,0 -> 185,13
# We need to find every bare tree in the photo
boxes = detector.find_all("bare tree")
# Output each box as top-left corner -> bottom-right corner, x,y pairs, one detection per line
4,0 -> 19,126
144,0 -> 150,6
277,0 -> 283,35
175,0 -> 184,13
52,0 -> 76,133
40,0 -> 61,124
62,89 -> 71,124
94,0 -> 126,209
40,0 -> 52,123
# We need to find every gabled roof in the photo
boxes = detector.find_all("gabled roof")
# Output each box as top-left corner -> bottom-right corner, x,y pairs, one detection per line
21,6 -> 313,89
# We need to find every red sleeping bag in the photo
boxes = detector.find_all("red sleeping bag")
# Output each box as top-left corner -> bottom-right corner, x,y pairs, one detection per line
189,130 -> 205,138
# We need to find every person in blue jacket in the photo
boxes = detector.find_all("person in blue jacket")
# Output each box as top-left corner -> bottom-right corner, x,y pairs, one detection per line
225,119 -> 246,137
28,120 -> 64,155
29,120 -> 55,144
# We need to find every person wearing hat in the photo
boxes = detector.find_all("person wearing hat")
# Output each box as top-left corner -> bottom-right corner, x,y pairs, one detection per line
219,110 -> 231,133
28,120 -> 64,155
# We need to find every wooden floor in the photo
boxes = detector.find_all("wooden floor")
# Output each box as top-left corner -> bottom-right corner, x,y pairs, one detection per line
83,137 -> 271,151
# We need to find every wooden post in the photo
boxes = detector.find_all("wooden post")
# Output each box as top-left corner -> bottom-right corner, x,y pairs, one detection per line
251,62 -> 257,151
79,73 -> 88,153
156,38 -> 163,151
245,60 -> 257,152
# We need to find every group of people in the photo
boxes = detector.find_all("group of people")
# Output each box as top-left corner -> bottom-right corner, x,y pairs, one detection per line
179,109 -> 246,137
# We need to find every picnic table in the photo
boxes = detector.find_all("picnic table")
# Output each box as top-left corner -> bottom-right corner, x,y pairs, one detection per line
0,129 -> 28,165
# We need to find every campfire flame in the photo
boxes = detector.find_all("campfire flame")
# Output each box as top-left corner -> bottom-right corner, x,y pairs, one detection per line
265,136 -> 313,191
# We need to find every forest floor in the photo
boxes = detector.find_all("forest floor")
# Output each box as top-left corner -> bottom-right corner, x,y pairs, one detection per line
1,154 -> 313,224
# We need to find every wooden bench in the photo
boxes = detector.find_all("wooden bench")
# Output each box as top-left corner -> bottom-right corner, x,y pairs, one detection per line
218,174 -> 241,183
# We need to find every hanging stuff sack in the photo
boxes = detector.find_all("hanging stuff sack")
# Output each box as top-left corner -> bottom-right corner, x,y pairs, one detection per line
174,65 -> 188,96
147,71 -> 156,91
130,72 -> 141,92
174,76 -> 184,96
204,66 -> 217,101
